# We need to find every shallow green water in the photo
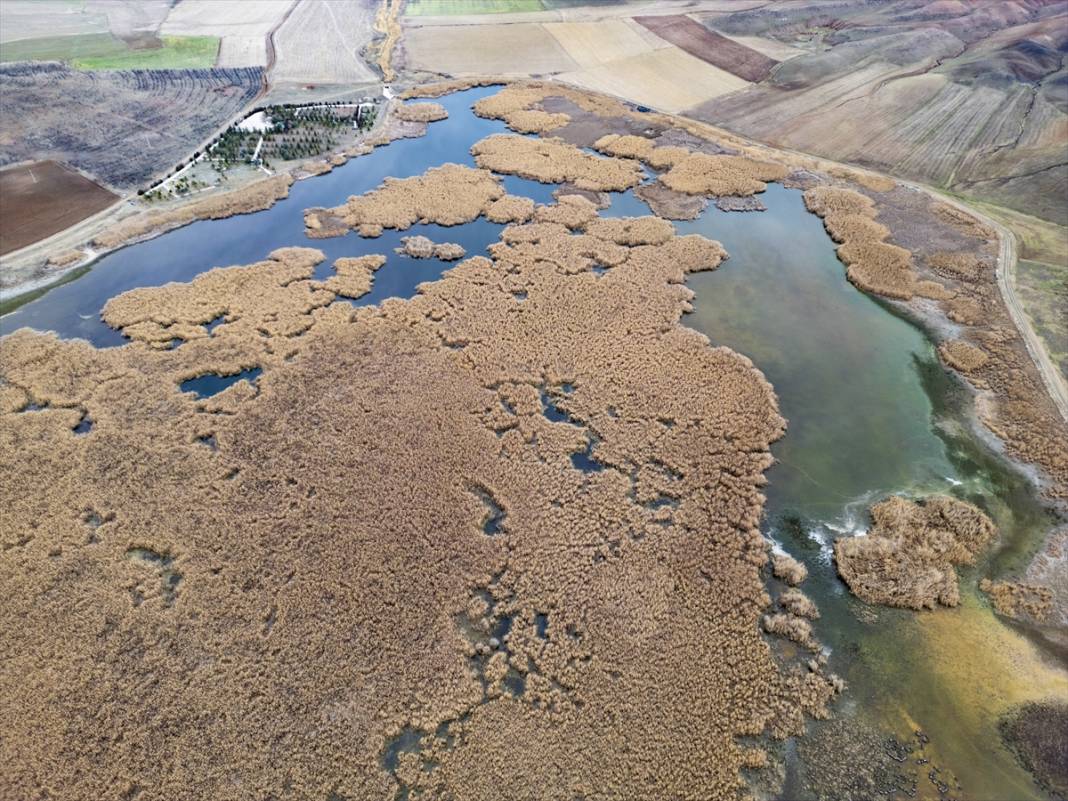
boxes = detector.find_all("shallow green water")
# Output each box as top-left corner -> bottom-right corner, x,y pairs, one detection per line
670,185 -> 1062,801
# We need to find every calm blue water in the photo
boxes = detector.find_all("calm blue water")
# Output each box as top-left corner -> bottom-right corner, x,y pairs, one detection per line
180,367 -> 263,399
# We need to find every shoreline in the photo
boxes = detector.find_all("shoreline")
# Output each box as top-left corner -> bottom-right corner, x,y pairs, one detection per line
0,96 -> 401,312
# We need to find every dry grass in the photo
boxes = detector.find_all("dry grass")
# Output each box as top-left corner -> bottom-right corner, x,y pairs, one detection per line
804,186 -> 916,300
498,108 -> 569,134
396,235 -> 465,261
939,340 -> 990,373
94,174 -> 294,250
471,134 -> 644,192
585,216 -> 675,247
306,164 -> 503,238
0,187 -> 845,797
660,153 -> 788,197
324,254 -> 387,299
394,102 -> 448,123
483,194 -> 534,224
772,553 -> 807,586
979,579 -> 1053,622
763,613 -> 820,652
834,496 -> 996,610
779,588 -> 820,619
532,194 -> 598,229
592,133 -> 654,160
400,77 -> 503,99
928,250 -> 986,279
47,249 -> 85,267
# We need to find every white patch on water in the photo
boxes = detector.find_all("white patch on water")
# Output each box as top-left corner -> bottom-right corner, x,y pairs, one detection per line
806,491 -> 883,562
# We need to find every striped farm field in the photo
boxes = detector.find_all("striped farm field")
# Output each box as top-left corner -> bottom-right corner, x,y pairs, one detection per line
544,19 -> 668,69
405,0 -> 545,15
560,47 -> 750,113
634,14 -> 777,83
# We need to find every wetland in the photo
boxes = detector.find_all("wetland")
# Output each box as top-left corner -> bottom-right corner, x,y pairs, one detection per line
1,84 -> 1065,801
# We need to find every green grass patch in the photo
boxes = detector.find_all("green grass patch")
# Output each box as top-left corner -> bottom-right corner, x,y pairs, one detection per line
0,33 -> 128,64
72,35 -> 219,70
404,0 -> 544,15
0,33 -> 219,70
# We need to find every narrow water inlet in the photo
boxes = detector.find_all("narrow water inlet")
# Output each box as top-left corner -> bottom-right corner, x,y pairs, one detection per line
179,367 -> 262,399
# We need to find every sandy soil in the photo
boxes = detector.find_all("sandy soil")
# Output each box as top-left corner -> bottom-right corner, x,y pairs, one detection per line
0,161 -> 118,256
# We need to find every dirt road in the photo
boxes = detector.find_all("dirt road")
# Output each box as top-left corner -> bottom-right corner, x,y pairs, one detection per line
926,186 -> 1068,423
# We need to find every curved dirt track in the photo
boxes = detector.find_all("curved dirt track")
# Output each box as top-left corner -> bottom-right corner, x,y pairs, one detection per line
925,185 -> 1068,424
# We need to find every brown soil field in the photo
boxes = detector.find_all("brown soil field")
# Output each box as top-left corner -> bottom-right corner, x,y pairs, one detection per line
634,14 -> 777,83
0,161 -> 117,256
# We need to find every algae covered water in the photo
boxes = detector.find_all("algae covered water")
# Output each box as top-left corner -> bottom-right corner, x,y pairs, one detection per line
662,185 -> 1064,801
2,86 -> 1063,800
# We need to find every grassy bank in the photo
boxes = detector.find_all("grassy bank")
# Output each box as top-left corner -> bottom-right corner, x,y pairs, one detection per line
0,33 -> 219,70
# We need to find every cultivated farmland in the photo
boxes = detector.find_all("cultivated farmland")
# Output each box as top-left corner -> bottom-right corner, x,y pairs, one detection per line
545,19 -> 668,68
634,14 -> 777,82
160,0 -> 294,68
399,11 -> 752,113
0,0 -> 217,70
0,62 -> 263,189
0,31 -> 219,71
0,161 -> 117,255
403,22 -> 578,76
271,0 -> 378,87
405,0 -> 545,14
560,46 -> 749,113
696,2 -> 1068,227
0,0 -> 110,42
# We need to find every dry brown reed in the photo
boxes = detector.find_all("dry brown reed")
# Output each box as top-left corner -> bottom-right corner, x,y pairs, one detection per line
834,495 -> 996,610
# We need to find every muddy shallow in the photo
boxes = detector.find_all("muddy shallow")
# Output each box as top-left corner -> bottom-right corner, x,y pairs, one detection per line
2,86 -> 1064,800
